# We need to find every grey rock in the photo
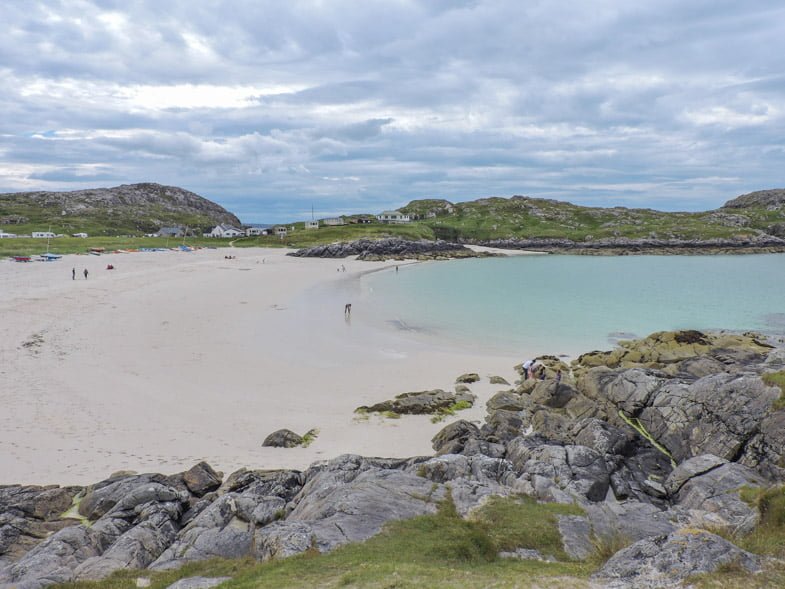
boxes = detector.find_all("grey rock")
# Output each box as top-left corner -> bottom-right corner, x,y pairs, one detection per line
254,460 -> 445,560
150,494 -> 253,570
455,373 -> 480,384
486,391 -> 528,412
1,525 -> 103,587
431,420 -> 480,455
557,515 -> 594,560
673,463 -> 765,534
498,548 -> 555,562
594,530 -> 760,588
78,474 -> 173,521
530,381 -> 576,409
664,454 -> 727,496
262,429 -> 303,448
489,376 -> 510,386
218,468 -> 304,500
166,576 -> 231,589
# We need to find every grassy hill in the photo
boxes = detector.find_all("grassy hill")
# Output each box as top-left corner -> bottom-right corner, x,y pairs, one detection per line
399,189 -> 785,243
0,183 -> 240,237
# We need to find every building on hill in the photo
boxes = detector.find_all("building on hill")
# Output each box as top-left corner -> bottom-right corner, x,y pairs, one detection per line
377,210 -> 411,224
322,217 -> 345,226
305,221 -> 319,230
0,231 -> 17,238
72,232 -> 88,238
274,226 -> 288,237
245,227 -> 266,236
32,231 -> 57,239
210,224 -> 244,238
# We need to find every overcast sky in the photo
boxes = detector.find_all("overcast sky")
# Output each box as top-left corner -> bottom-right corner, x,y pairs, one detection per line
2,1 -> 784,222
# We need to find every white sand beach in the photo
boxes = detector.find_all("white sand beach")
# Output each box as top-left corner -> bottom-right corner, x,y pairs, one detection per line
0,248 -> 524,485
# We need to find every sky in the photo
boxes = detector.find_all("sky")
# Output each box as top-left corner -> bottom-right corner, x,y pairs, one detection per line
1,1 -> 784,222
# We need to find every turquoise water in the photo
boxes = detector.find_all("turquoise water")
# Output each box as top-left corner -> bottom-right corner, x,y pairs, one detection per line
359,254 -> 785,356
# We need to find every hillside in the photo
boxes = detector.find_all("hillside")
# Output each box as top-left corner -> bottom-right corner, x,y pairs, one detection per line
0,183 -> 240,235
398,189 -> 785,245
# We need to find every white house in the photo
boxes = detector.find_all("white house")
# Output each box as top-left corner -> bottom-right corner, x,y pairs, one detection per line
32,231 -> 56,239
0,231 -> 17,238
72,232 -> 88,238
322,217 -> 345,226
377,210 -> 411,224
274,226 -> 288,237
305,221 -> 319,230
210,224 -> 244,238
245,227 -> 265,236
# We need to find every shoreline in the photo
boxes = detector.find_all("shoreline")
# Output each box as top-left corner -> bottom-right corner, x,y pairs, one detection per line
0,247 -> 523,486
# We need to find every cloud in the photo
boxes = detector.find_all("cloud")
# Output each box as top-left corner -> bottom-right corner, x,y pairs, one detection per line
1,0 -> 784,220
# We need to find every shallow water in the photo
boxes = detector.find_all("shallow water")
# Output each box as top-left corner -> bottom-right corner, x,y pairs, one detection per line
358,254 -> 785,357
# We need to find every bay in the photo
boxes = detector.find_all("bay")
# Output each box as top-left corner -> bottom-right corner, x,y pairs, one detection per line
359,254 -> 785,356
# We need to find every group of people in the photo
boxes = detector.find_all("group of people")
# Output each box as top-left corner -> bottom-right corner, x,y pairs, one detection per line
72,268 -> 88,280
521,358 -> 562,383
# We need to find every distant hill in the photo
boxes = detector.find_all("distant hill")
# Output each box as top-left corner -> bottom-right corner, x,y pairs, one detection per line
397,189 -> 785,244
0,183 -> 240,235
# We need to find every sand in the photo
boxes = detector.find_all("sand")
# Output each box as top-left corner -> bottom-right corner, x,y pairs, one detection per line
0,247 -> 523,486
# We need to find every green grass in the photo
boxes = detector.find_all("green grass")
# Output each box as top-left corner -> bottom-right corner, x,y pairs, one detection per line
762,370 -> 785,410
60,495 -> 595,589
0,235 -> 234,257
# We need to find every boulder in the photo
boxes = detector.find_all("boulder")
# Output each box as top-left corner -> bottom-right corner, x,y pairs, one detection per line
455,373 -> 480,384
262,429 -> 304,448
594,529 -> 760,588
166,577 -> 232,589
431,420 -> 480,454
181,462 -> 223,497
489,376 -> 510,385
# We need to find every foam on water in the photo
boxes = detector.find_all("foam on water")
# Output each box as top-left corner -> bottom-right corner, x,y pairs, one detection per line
359,254 -> 785,356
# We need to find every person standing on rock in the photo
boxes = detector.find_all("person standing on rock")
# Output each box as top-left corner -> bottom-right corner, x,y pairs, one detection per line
83,268 -> 88,279
555,370 -> 562,384
522,358 -> 534,380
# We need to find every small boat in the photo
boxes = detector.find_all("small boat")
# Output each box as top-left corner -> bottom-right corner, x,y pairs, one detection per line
12,256 -> 32,263
88,247 -> 106,255
38,253 -> 62,261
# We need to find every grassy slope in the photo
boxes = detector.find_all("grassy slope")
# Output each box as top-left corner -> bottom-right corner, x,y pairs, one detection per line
61,496 -> 594,589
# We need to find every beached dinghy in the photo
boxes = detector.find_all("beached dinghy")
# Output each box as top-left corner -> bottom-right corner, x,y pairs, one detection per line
38,253 -> 62,261
12,256 -> 32,262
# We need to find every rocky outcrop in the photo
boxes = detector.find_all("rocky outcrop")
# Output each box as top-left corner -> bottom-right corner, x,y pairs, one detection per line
476,234 -> 785,255
2,330 -> 784,588
594,529 -> 760,588
289,238 -> 489,260
356,389 -> 475,415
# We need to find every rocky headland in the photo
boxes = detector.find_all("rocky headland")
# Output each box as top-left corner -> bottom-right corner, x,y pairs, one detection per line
2,330 -> 785,588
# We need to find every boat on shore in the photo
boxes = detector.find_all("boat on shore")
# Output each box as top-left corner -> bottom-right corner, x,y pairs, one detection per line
12,256 -> 32,263
38,253 -> 62,261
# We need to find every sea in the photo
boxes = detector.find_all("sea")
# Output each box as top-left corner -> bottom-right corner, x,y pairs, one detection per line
356,253 -> 785,357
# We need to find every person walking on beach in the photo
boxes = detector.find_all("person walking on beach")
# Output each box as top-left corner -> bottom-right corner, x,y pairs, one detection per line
72,268 -> 75,280
83,268 -> 88,279
344,303 -> 352,315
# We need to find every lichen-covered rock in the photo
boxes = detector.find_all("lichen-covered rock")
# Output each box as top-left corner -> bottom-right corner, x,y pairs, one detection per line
455,373 -> 480,384
357,389 -> 475,415
489,375 -> 510,385
262,429 -> 303,448
594,529 -> 760,588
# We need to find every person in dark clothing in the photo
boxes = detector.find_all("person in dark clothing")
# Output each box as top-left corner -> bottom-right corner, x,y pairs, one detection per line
83,268 -> 88,279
